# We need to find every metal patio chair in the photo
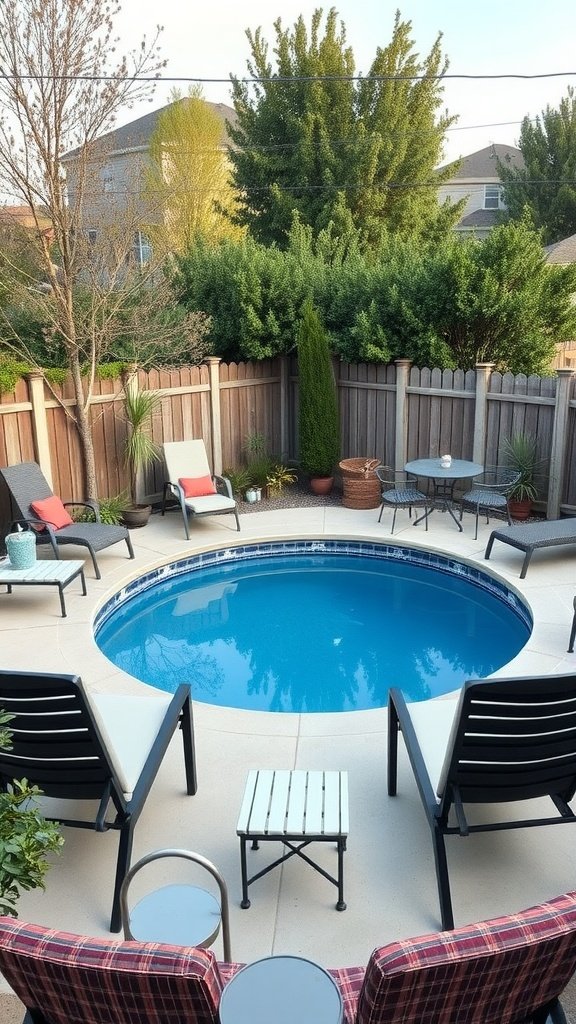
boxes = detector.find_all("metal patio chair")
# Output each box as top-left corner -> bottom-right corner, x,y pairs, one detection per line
161,440 -> 240,539
0,670 -> 197,932
388,673 -> 576,931
376,466 -> 430,534
0,461 -> 134,579
459,465 -> 521,539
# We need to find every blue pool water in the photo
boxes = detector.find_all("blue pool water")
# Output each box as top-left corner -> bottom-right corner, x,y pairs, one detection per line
95,543 -> 531,713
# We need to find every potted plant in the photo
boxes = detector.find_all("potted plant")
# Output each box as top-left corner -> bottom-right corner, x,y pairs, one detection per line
500,431 -> 540,521
266,463 -> 297,498
297,298 -> 340,494
120,385 -> 162,528
0,710 -> 63,915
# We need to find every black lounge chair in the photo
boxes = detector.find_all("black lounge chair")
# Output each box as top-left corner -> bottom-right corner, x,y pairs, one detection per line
0,461 -> 134,579
0,670 -> 197,932
388,673 -> 576,931
485,518 -> 576,578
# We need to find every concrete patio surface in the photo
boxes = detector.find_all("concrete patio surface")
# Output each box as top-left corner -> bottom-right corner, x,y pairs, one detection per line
1,499 -> 576,1018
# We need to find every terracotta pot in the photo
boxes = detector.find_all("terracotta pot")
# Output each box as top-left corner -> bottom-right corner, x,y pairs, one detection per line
309,476 -> 334,496
121,504 -> 152,529
509,499 -> 532,522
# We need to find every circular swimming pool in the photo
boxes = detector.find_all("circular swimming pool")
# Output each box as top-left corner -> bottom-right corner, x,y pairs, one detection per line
94,540 -> 532,713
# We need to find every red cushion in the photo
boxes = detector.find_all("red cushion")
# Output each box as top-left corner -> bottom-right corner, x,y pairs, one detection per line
31,495 -> 74,530
179,475 -> 217,498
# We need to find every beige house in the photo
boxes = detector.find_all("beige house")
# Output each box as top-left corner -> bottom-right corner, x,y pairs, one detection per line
61,100 -> 236,264
437,144 -> 524,238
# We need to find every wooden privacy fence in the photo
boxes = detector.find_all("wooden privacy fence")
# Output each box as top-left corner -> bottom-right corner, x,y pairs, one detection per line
1,357 -> 575,527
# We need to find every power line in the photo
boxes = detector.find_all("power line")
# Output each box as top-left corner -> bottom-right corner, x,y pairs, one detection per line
2,71 -> 576,84
74,179 -> 576,198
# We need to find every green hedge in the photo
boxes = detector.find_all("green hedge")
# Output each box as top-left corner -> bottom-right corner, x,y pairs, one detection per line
173,220 -> 576,373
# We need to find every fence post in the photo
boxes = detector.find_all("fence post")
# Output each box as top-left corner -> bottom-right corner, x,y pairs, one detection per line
204,356 -> 223,474
26,372 -> 53,488
472,363 -> 495,465
547,368 -> 574,519
394,359 -> 412,470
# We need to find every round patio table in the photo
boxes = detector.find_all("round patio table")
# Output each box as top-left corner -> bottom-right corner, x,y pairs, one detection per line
405,458 -> 484,532
219,955 -> 343,1024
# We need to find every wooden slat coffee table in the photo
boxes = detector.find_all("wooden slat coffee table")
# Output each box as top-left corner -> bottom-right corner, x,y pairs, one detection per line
236,769 -> 349,911
0,558 -> 87,617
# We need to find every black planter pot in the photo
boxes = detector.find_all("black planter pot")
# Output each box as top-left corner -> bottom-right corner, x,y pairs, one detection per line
121,504 -> 152,529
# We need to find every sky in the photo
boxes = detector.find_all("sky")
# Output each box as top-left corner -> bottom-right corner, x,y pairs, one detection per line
112,0 -> 576,164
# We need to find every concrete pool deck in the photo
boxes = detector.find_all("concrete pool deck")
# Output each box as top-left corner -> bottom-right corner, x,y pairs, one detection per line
1,499 -> 576,1014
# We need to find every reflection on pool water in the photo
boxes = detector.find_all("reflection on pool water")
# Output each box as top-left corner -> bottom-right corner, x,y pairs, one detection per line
95,541 -> 532,713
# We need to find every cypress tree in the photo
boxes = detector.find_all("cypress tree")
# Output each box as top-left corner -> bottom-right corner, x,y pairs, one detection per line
297,298 -> 340,478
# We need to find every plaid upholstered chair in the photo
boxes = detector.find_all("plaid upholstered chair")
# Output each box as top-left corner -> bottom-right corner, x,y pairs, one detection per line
0,918 -> 230,1024
329,890 -> 576,1024
1,892 -> 576,1024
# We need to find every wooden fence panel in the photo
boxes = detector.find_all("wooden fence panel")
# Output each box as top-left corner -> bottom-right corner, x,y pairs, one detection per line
486,372 -> 556,505
405,366 -> 477,463
338,362 -> 396,463
219,359 -> 282,469
1,359 -> 575,515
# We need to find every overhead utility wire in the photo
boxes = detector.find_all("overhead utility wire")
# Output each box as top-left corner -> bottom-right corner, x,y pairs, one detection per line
85,179 -> 576,198
2,71 -> 576,83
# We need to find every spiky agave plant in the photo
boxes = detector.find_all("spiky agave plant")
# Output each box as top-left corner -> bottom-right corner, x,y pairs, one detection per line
123,388 -> 162,507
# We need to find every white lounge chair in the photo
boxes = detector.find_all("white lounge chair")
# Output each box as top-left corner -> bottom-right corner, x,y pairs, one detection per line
161,439 -> 240,538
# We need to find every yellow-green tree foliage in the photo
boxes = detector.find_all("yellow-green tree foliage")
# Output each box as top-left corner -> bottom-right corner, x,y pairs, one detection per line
146,88 -> 244,253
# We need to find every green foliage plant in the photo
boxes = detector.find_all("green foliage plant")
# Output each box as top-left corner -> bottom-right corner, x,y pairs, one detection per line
72,493 -> 127,525
0,358 -> 31,394
498,87 -> 576,244
500,432 -> 541,502
174,218 -> 576,373
0,710 -> 63,916
122,387 -> 163,508
266,464 -> 297,496
241,432 -> 275,487
297,298 -> 340,478
223,466 -> 252,498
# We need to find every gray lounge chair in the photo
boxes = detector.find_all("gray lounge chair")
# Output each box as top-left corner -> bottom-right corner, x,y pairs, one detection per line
485,518 -> 576,578
388,673 -> 576,930
0,461 -> 134,579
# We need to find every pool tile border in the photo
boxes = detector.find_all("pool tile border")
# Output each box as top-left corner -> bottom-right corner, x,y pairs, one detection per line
94,538 -> 532,634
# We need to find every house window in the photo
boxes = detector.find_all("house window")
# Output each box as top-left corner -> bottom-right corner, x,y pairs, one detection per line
133,231 -> 152,266
484,185 -> 504,210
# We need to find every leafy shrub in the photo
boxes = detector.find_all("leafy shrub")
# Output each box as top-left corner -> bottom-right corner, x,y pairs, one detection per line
0,710 -> 63,915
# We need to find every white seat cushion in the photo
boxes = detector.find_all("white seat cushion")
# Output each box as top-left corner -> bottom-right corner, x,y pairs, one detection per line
184,493 -> 236,513
404,697 -> 460,800
89,692 -> 174,799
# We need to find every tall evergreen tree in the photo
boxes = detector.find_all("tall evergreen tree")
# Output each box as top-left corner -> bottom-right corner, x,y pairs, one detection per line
228,8 -> 462,250
498,88 -> 576,244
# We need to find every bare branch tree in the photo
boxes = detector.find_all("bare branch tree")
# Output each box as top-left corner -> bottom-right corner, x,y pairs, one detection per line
0,0 -> 210,497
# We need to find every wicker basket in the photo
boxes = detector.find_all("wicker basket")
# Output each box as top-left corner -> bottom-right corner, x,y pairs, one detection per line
339,458 -> 382,509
